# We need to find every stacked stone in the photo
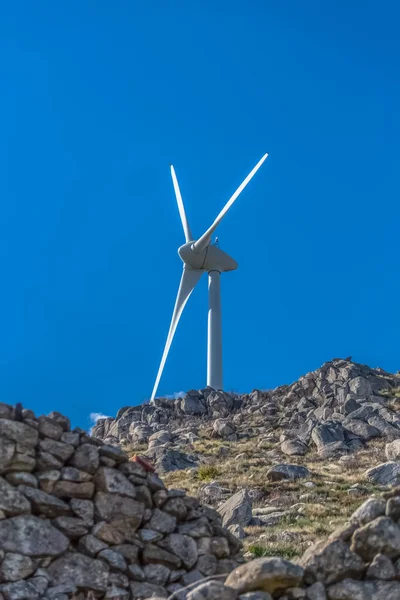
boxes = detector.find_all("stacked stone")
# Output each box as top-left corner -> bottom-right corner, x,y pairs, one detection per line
0,402 -> 242,599
184,489 -> 400,600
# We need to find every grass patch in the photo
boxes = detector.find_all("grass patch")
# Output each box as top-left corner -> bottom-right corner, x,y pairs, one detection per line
197,464 -> 221,481
248,543 -> 303,560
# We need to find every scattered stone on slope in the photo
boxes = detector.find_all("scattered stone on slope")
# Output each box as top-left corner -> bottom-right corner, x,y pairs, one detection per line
219,489 -> 253,528
365,462 -> 400,486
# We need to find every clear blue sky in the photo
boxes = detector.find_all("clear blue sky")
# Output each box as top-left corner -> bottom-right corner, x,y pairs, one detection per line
1,2 -> 399,428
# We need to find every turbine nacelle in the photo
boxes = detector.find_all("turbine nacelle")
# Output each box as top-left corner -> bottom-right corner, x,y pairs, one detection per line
178,242 -> 238,273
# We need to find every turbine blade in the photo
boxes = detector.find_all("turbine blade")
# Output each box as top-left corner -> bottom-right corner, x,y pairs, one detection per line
150,267 -> 203,401
171,165 -> 193,242
193,152 -> 268,251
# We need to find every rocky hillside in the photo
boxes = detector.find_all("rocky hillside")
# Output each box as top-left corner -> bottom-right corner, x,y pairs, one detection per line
92,358 -> 400,561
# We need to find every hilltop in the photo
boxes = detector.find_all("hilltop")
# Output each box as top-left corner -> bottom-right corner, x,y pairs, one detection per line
92,358 -> 400,557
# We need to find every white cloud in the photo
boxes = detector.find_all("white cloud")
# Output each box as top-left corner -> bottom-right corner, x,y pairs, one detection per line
164,391 -> 186,400
88,412 -> 111,434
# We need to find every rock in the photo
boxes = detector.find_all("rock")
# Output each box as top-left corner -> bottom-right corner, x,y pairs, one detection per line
147,508 -> 177,533
187,580 -> 238,599
305,582 -> 327,600
0,577 -> 47,600
18,486 -> 71,518
94,467 -> 136,498
0,515 -> 69,556
69,444 -> 99,474
46,552 -> 109,592
350,498 -> 386,525
98,548 -> 127,572
267,465 -> 310,481
219,490 -> 253,528
0,553 -> 36,582
327,579 -> 400,599
94,492 -> 144,528
52,481 -> 95,499
386,440 -> 400,461
351,516 -> 400,561
69,498 -> 94,525
181,394 -> 207,416
39,439 -> 74,462
213,419 -> 237,440
229,524 -> 246,539
130,581 -> 168,598
5,472 -> 37,488
365,462 -> 400,486
78,534 -> 108,557
366,553 -> 396,580
225,557 -> 304,594
342,419 -> 380,441
142,563 -> 170,586
142,544 -> 182,569
281,439 -> 307,456
153,448 -> 199,473
0,419 -> 38,446
60,467 -> 92,482
52,516 -> 89,538
159,533 -> 198,569
300,539 -> 365,584
0,477 -> 31,516
312,422 -> 348,457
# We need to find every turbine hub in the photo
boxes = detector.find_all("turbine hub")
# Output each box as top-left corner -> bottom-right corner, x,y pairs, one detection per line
178,242 -> 237,272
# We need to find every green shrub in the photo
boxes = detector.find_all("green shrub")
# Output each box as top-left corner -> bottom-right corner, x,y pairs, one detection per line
197,464 -> 221,481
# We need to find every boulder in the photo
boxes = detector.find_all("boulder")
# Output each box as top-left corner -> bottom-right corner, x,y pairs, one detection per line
219,489 -> 253,528
365,462 -> 400,486
267,464 -> 310,481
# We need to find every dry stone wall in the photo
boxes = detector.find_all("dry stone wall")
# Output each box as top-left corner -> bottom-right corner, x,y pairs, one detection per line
0,403 -> 242,599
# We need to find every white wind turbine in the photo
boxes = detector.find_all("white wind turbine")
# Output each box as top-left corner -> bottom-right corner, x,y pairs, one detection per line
151,153 -> 268,401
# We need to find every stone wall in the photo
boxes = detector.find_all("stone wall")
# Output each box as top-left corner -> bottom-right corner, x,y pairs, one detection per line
0,403 -> 242,599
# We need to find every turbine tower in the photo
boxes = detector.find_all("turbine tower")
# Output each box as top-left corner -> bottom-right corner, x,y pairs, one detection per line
151,153 -> 268,401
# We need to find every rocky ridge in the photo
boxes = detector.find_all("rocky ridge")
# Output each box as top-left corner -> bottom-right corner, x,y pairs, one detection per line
92,358 -> 400,471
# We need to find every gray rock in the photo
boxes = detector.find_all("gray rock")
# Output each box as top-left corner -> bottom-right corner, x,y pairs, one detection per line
213,419 -> 237,440
159,533 -> 198,569
5,472 -> 37,488
181,394 -> 207,416
69,498 -> 94,525
342,418 -> 380,441
147,508 -> 177,533
94,492 -> 144,527
0,477 -> 31,516
142,544 -> 182,569
225,557 -> 304,594
219,489 -> 252,528
267,464 -> 310,481
327,579 -> 400,600
153,448 -> 199,473
143,563 -> 170,586
18,486 -> 71,518
60,467 -> 92,482
300,539 -> 365,584
98,549 -> 127,571
281,439 -> 307,456
46,552 -> 109,591
350,498 -> 387,525
0,577 -> 46,600
94,467 -> 136,498
0,515 -> 69,556
39,439 -> 74,462
130,581 -> 168,598
196,553 -> 217,576
187,580 -> 237,599
366,553 -> 396,580
52,516 -> 88,538
69,444 -> 99,474
365,462 -> 400,486
386,440 -> 400,461
77,534 -> 108,557
305,582 -> 327,600
351,516 -> 400,561
0,419 -> 38,446
0,553 -> 36,582
239,593 -> 273,600
52,481 -> 95,499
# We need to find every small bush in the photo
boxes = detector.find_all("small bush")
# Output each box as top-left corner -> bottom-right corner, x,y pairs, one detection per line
197,464 -> 221,481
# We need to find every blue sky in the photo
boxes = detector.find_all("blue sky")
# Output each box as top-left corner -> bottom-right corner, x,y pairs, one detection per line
1,1 -> 399,428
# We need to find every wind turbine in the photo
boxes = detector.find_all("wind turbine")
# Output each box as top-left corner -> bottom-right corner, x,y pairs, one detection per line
151,153 -> 268,401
